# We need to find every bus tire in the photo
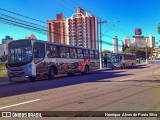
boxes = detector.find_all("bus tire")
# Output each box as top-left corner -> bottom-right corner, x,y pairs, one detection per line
48,67 -> 55,79
112,68 -> 114,70
82,65 -> 89,75
29,76 -> 36,81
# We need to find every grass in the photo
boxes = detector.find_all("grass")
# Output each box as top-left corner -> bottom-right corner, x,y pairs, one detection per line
0,63 -> 7,77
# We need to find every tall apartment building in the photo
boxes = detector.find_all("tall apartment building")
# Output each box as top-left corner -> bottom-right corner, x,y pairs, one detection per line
113,36 -> 118,53
66,8 -> 98,49
132,37 -> 146,48
47,13 -> 67,44
124,36 -> 130,47
1,36 -> 13,56
25,34 -> 37,40
2,36 -> 13,44
146,34 -> 155,48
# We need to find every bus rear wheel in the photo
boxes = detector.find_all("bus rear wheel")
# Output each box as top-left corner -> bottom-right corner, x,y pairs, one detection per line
28,76 -> 36,81
48,67 -> 55,79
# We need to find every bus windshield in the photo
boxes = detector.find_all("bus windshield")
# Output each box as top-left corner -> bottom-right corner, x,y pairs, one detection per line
8,40 -> 32,63
111,55 -> 120,63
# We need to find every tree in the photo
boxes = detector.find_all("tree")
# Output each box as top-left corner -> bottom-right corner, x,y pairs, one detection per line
124,47 -> 151,58
102,49 -> 111,56
0,55 -> 7,62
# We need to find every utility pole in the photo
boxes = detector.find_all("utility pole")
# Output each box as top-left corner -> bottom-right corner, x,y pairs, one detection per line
98,19 -> 119,69
146,47 -> 148,64
98,18 -> 107,69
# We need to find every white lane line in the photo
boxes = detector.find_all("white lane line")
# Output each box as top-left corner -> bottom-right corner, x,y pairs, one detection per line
120,77 -> 135,81
0,99 -> 41,110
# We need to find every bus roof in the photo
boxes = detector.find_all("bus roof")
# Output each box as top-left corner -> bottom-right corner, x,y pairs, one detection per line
10,39 -> 99,51
106,53 -> 136,56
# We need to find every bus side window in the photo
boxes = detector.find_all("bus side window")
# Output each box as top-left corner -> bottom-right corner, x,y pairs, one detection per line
33,42 -> 45,63
84,49 -> 89,59
70,48 -> 77,58
47,44 -> 59,58
95,50 -> 99,59
60,47 -> 70,58
89,50 -> 95,59
77,49 -> 84,59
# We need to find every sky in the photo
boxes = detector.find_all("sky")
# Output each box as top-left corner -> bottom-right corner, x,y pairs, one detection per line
0,0 -> 160,51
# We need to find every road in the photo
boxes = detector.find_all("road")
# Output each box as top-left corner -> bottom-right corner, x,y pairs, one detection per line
0,64 -> 160,120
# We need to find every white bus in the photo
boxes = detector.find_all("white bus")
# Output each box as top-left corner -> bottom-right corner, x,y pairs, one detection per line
105,53 -> 136,70
6,39 -> 100,81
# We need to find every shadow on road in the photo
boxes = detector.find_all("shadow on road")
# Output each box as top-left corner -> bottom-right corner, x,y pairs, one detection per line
131,64 -> 150,69
0,70 -> 133,98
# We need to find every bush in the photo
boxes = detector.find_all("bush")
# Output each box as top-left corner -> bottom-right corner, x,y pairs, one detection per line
0,62 -> 7,77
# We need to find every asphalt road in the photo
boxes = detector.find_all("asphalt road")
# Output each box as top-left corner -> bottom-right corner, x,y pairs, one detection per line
0,64 -> 160,120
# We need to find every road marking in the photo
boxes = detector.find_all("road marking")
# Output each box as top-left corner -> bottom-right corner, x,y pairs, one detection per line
120,77 -> 135,81
0,99 -> 41,110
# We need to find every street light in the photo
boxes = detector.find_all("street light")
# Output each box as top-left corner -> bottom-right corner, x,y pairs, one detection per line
98,20 -> 120,69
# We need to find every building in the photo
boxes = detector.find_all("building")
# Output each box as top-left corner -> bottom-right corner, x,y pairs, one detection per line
66,8 -> 98,49
47,13 -> 66,44
0,44 -> 6,56
2,36 -> 13,44
132,36 -> 146,48
113,36 -> 118,53
124,36 -> 130,47
146,34 -> 155,48
25,34 -> 37,40
1,36 -> 13,56
130,34 -> 155,48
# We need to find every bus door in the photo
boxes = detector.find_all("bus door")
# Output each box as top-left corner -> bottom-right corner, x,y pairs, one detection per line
33,42 -> 46,75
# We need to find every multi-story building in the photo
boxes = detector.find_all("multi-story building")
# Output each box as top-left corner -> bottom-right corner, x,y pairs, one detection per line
66,8 -> 98,49
25,34 -> 37,40
113,36 -> 118,53
2,36 -> 13,44
124,36 -> 130,47
133,36 -> 146,48
47,8 -> 98,49
130,34 -> 155,48
146,34 -> 155,48
47,13 -> 66,44
1,36 -> 13,56
0,44 -> 6,56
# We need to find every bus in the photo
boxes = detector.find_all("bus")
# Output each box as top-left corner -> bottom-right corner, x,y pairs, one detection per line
6,39 -> 100,81
105,53 -> 136,70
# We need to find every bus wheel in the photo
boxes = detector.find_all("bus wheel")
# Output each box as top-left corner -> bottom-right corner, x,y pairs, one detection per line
49,67 -> 55,79
28,76 -> 36,81
112,68 -> 114,70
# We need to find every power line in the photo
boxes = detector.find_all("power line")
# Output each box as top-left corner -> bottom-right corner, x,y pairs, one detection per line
0,7 -> 46,24
51,0 -> 75,13
60,0 -> 77,10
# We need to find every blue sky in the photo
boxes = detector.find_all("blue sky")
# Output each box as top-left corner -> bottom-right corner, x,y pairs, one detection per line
0,0 -> 160,51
